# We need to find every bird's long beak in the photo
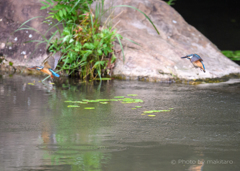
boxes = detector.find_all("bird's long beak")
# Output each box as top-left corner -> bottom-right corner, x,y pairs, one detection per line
181,56 -> 189,58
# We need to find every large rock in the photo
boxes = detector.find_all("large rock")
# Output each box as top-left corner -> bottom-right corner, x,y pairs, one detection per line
1,0 -> 240,81
93,0 -> 240,81
0,0 -> 49,67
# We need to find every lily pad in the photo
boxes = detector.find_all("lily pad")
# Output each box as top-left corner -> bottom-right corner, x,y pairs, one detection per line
67,105 -> 80,108
110,99 -> 119,101
84,107 -> 95,109
135,106 -> 142,108
28,83 -> 35,85
127,94 -> 137,96
144,111 -> 154,113
169,108 -> 174,109
88,100 -> 99,102
95,78 -> 112,80
96,99 -> 110,101
114,96 -> 125,99
80,102 -> 88,104
148,115 -> 156,117
144,110 -> 171,113
159,110 -> 171,112
133,99 -> 143,103
100,102 -> 108,104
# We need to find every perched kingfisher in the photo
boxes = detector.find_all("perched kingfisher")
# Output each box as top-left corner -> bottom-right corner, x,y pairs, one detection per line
28,52 -> 61,78
181,54 -> 206,72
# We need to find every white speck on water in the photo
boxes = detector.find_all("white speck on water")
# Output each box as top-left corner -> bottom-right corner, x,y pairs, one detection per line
0,19 -> 2,22
168,36 -> 170,39
26,31 -> 28,33
27,97 -> 31,106
40,49 -> 42,51
172,20 -> 177,24
174,66 -> 178,69
21,51 -> 26,55
14,37 -> 18,41
9,46 -> 12,50
29,34 -> 32,38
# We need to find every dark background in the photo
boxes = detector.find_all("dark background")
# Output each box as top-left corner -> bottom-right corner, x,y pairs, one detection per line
173,0 -> 240,50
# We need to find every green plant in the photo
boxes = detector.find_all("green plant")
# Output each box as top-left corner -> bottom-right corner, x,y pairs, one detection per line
16,0 -> 160,81
222,50 -> 240,61
165,0 -> 176,6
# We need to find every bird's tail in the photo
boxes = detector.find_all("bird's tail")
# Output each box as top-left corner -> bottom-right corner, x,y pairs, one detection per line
49,69 -> 60,77
200,61 -> 206,72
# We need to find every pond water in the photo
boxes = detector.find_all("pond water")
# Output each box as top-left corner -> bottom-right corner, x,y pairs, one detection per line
0,74 -> 240,171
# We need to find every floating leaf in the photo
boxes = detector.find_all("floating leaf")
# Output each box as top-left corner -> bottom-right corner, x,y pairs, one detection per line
84,107 -> 95,109
144,111 -> 154,113
144,110 -> 171,113
65,101 -> 83,103
65,101 -> 73,103
110,99 -> 118,101
133,99 -> 143,103
100,102 -> 108,104
114,96 -> 125,98
88,100 -> 99,102
9,61 -> 13,66
135,106 -> 142,108
95,78 -> 112,80
132,108 -> 136,109
169,108 -> 174,109
82,99 -> 89,102
152,110 -> 161,112
148,115 -> 156,117
160,110 -> 171,112
72,101 -> 83,103
67,105 -> 79,107
50,82 -> 55,84
127,94 -> 137,96
28,83 -> 35,85
141,114 -> 146,115
96,99 -> 110,101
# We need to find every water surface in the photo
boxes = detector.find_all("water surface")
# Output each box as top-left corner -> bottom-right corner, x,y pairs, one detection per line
0,74 -> 240,171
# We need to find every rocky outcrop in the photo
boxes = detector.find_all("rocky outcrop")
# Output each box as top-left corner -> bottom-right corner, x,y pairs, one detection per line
1,0 -> 240,81
0,0 -> 50,67
93,0 -> 240,81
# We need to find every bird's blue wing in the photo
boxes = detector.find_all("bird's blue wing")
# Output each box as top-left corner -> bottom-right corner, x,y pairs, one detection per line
49,69 -> 60,77
191,54 -> 203,62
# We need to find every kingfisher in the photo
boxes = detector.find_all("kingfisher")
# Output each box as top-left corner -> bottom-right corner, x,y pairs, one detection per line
28,52 -> 61,78
181,54 -> 206,72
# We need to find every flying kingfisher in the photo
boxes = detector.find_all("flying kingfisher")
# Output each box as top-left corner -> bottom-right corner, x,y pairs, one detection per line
181,54 -> 206,72
28,52 -> 61,78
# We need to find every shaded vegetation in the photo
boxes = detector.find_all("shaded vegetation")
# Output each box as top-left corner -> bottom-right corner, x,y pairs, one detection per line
222,50 -> 240,61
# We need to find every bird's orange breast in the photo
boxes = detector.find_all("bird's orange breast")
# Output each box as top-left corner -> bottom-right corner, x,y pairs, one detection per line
41,68 -> 52,76
193,61 -> 205,71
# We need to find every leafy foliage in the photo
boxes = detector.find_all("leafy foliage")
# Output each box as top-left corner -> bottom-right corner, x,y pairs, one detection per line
222,50 -> 240,61
41,0 -> 119,80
